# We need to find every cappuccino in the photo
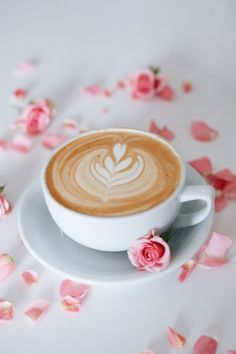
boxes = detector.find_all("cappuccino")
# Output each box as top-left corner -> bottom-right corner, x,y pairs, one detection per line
45,129 -> 181,216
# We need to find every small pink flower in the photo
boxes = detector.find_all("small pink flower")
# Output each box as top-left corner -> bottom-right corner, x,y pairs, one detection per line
127,230 -> 171,272
0,254 -> 15,283
0,187 -> 12,219
0,299 -> 15,322
22,99 -> 55,135
128,69 -> 156,100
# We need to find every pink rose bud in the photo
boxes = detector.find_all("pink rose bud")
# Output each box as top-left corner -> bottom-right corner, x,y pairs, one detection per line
128,230 -> 171,272
22,99 -> 55,135
0,254 -> 15,283
0,193 -> 12,219
128,69 -> 156,100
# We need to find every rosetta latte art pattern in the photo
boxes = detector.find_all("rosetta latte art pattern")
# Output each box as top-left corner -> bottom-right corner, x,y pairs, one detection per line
46,130 -> 181,216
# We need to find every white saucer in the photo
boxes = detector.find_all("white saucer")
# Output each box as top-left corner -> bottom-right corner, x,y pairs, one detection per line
18,165 -> 214,285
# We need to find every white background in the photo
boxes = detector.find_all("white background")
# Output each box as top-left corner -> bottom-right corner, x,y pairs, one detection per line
0,0 -> 236,353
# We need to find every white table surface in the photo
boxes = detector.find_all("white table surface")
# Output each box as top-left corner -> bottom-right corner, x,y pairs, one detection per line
0,1 -> 236,353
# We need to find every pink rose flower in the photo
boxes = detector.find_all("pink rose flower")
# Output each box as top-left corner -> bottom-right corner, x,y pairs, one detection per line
22,99 -> 55,135
128,69 -> 156,100
0,187 -> 12,219
127,230 -> 171,272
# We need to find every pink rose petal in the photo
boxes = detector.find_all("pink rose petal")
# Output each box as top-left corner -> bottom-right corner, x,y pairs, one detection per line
0,140 -> 10,150
42,132 -> 66,150
116,80 -> 126,90
149,120 -> 175,141
189,157 -> 212,176
0,254 -> 15,283
21,270 -> 39,286
61,296 -> 81,312
14,61 -> 36,77
80,85 -> 102,96
0,299 -> 15,322
178,259 -> 197,282
191,121 -> 218,142
59,280 -> 90,300
167,327 -> 186,348
228,350 -> 236,354
214,195 -> 228,212
11,134 -> 33,153
182,81 -> 193,93
24,299 -> 49,321
158,85 -> 175,101
214,169 -> 235,182
197,232 -> 232,269
192,335 -> 217,354
62,119 -> 79,132
223,180 -> 236,199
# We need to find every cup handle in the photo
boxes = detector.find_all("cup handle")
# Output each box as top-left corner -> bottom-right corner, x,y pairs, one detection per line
173,185 -> 215,228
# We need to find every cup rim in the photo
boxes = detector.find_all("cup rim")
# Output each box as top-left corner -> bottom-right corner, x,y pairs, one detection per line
41,127 -> 186,220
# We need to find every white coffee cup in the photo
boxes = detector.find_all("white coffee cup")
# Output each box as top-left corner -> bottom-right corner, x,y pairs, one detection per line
41,129 -> 214,252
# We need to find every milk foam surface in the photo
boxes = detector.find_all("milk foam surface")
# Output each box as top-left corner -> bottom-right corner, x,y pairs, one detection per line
45,130 -> 181,216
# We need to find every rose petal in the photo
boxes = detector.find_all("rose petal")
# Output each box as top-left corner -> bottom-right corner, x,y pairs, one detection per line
214,169 -> 235,182
59,280 -> 90,300
24,299 -> 49,321
0,140 -> 10,150
11,134 -> 33,153
189,157 -> 212,176
228,350 -> 236,354
178,259 -> 197,282
158,85 -> 175,101
182,81 -> 193,93
21,270 -> 39,286
215,195 -> 228,212
116,80 -> 125,90
223,180 -> 236,199
62,119 -> 79,132
0,254 -> 15,283
0,194 -> 12,219
167,327 -> 186,348
42,132 -> 66,150
14,61 -> 36,77
0,299 -> 15,322
191,121 -> 218,142
149,120 -> 175,141
192,335 -> 217,354
80,85 -> 102,96
197,232 -> 232,269
61,296 -> 81,312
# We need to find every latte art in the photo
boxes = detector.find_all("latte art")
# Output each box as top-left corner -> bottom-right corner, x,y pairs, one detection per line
45,129 -> 181,216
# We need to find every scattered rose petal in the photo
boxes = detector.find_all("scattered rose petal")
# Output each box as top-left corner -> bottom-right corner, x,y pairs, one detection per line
191,121 -> 218,142
214,195 -> 228,212
0,140 -> 10,151
14,61 -> 36,77
197,232 -> 232,269
228,350 -> 236,354
22,99 -> 55,135
42,132 -> 66,150
158,85 -> 175,101
182,80 -> 193,93
21,270 -> 39,286
62,119 -> 79,132
149,120 -> 175,141
12,88 -> 27,100
80,85 -> 102,96
0,192 -> 12,219
24,299 -> 49,321
0,299 -> 15,322
61,296 -> 81,312
178,259 -> 197,282
189,157 -> 212,176
59,280 -> 90,300
128,230 -> 171,272
223,180 -> 236,199
0,254 -> 15,283
11,134 -> 32,153
192,335 -> 217,354
167,327 -> 186,348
